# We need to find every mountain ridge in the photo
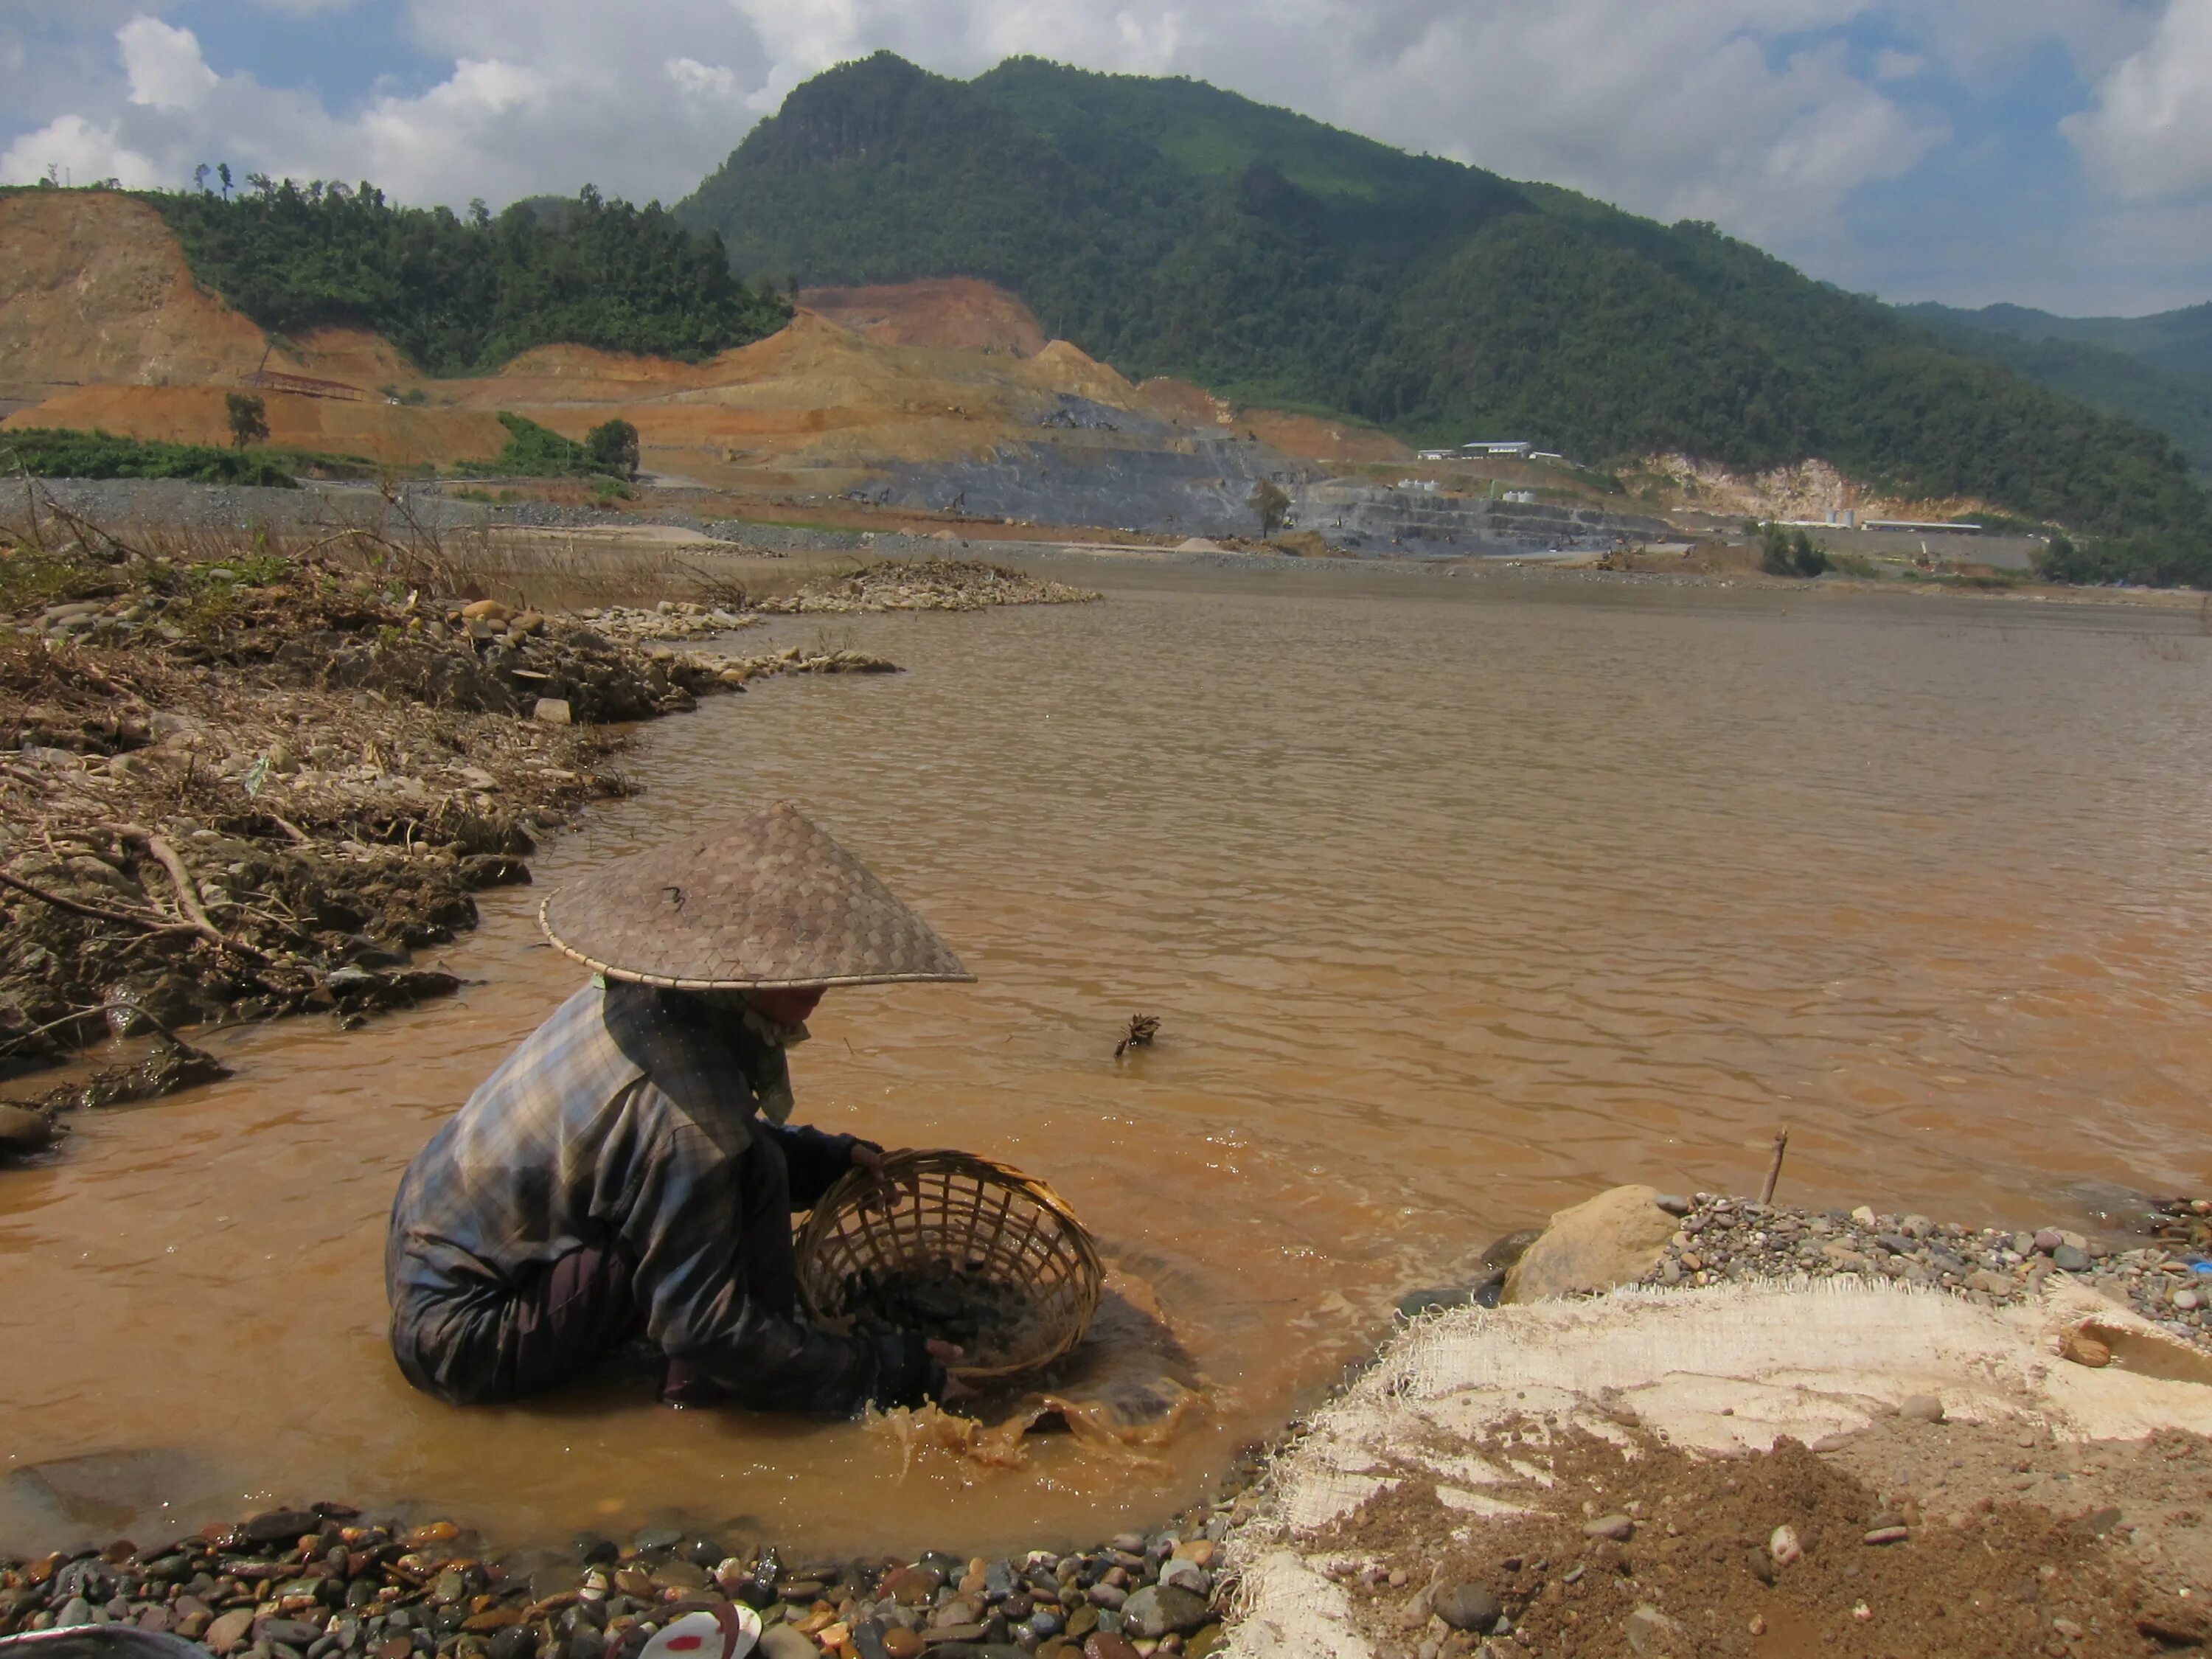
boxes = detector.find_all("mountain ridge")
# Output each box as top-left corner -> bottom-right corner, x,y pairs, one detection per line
678,52 -> 2211,571
1905,300 -> 2212,378
1902,301 -> 2212,474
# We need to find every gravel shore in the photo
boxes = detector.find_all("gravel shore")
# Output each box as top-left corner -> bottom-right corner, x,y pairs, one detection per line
0,1501 -> 1244,1659
1641,1193 -> 2212,1347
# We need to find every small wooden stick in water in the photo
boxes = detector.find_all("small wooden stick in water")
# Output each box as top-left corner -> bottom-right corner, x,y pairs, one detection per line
1760,1128 -> 1790,1205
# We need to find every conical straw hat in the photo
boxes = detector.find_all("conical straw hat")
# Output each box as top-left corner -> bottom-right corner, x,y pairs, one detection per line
539,801 -> 973,990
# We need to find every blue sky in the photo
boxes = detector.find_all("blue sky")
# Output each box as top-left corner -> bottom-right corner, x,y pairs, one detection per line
2,0 -> 2206,316
170,1 -> 434,105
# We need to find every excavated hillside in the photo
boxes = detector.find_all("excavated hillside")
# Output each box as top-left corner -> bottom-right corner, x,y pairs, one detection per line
9,192 -> 1859,549
0,192 -> 1433,530
801,277 -> 1048,356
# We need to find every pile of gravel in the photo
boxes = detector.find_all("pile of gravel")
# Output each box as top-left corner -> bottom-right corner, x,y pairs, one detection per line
1642,1194 -> 2212,1347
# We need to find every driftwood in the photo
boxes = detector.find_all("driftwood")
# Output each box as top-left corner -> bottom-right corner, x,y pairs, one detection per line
1759,1128 -> 1790,1206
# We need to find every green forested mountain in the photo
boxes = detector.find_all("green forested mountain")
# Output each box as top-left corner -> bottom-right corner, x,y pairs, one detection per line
1903,302 -> 2212,474
1907,301 -> 2212,378
680,53 -> 2212,577
146,180 -> 790,375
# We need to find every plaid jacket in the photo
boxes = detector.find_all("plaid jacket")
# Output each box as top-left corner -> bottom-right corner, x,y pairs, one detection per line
385,981 -> 915,1415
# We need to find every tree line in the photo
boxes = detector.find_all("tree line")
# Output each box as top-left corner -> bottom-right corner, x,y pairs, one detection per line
149,176 -> 791,377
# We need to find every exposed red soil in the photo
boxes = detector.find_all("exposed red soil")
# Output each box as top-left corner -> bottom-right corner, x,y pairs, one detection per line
800,277 -> 1048,356
1310,1423 -> 2212,1659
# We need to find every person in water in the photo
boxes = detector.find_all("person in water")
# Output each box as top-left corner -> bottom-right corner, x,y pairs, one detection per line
383,801 -> 973,1416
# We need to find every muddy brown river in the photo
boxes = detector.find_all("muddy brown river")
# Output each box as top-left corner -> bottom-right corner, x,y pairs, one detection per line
7,561 -> 2212,1559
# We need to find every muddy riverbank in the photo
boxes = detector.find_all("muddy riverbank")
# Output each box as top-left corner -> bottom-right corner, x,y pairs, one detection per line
0,517 -> 710,1124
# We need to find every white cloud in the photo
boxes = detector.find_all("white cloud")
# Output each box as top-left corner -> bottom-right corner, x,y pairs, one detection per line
1874,49 -> 1927,78
0,112 -> 161,188
119,16 -> 218,112
667,58 -> 740,101
2065,0 -> 2212,199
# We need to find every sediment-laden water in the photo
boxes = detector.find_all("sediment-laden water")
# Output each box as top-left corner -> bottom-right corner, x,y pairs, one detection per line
7,561 -> 2211,1557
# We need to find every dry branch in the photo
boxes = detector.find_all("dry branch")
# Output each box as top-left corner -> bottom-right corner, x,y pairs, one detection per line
0,866 -> 199,937
101,821 -> 276,964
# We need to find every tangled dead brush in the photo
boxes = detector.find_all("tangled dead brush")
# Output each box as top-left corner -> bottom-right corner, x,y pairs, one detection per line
0,484 -> 737,1111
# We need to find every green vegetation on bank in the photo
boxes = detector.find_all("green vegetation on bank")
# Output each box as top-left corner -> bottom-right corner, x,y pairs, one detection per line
680,53 -> 2212,582
462,413 -> 638,488
1759,523 -> 1830,578
0,428 -> 304,487
145,180 -> 791,375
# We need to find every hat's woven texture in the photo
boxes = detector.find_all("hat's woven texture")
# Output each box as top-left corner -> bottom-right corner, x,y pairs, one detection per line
539,801 -> 973,989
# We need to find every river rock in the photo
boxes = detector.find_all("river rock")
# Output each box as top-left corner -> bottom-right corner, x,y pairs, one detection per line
757,1627 -> 817,1659
1119,1586 -> 1208,1639
0,1105 -> 55,1151
1082,1634 -> 1140,1659
1622,1604 -> 1683,1656
1155,1559 -> 1209,1597
1433,1584 -> 1502,1632
245,1509 -> 324,1546
653,1560 -> 708,1592
532,698 -> 573,726
207,1609 -> 258,1652
1505,1186 -> 1680,1303
1899,1394 -> 1946,1423
2053,1244 -> 2091,1272
880,1629 -> 925,1659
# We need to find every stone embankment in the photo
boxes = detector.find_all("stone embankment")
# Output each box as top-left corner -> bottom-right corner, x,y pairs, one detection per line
0,1506 -> 1238,1659
1295,482 -> 1674,554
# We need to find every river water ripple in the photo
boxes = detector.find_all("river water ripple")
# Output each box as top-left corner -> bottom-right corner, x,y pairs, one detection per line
5,563 -> 2211,1556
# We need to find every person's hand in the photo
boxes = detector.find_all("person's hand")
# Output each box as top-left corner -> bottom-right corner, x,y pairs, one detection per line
851,1141 -> 888,1182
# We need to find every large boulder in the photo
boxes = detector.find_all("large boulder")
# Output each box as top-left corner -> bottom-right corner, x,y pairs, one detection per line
1503,1185 -> 1678,1304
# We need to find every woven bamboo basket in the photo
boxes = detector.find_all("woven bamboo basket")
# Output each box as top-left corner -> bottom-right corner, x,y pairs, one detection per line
796,1150 -> 1103,1382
